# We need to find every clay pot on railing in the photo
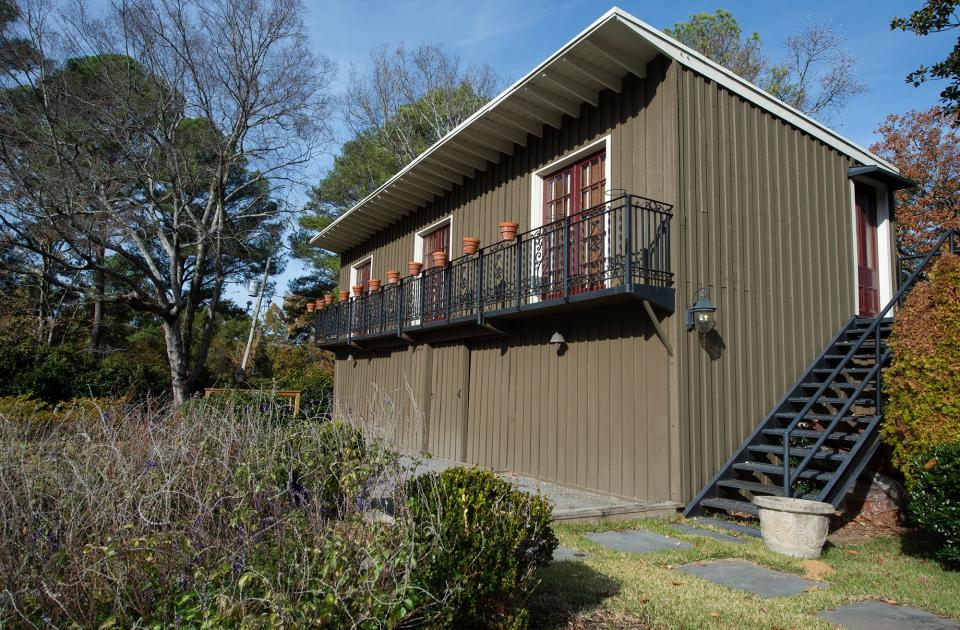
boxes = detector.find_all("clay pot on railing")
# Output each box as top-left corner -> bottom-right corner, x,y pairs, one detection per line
316,299 -> 325,310
499,221 -> 519,241
306,302 -> 315,313
432,250 -> 449,267
351,284 -> 363,297
368,278 -> 382,292
462,236 -> 481,255
408,260 -> 423,276
386,270 -> 401,284
323,293 -> 334,305
338,290 -> 349,302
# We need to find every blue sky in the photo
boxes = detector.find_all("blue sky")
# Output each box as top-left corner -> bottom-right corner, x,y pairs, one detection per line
243,1 -> 955,307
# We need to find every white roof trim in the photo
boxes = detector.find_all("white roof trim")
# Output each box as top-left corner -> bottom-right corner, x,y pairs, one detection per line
312,6 -> 895,252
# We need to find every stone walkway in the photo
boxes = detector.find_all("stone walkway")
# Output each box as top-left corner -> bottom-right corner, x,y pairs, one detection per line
577,521 -> 956,628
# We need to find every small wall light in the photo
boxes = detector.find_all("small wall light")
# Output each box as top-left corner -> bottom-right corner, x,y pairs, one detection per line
549,331 -> 567,355
686,288 -> 717,334
346,353 -> 356,366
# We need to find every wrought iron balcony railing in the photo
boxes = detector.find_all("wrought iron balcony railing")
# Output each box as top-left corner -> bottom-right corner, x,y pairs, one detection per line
315,193 -> 673,346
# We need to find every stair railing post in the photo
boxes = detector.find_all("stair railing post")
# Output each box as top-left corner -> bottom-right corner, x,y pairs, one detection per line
783,436 -> 792,498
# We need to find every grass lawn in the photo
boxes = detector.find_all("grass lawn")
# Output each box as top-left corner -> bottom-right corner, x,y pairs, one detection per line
528,517 -> 960,629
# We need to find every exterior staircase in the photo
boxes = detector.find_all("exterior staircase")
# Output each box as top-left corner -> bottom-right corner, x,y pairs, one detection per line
685,229 -> 960,518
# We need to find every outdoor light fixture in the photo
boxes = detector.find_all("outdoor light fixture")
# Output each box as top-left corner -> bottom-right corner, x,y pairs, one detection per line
549,331 -> 567,355
346,353 -> 356,366
686,288 -> 717,334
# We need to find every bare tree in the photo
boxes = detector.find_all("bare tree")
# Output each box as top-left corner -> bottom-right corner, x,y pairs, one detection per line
343,44 -> 499,164
0,0 -> 333,404
764,22 -> 866,119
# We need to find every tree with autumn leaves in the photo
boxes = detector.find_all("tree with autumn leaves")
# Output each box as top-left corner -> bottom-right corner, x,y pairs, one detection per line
871,106 -> 960,255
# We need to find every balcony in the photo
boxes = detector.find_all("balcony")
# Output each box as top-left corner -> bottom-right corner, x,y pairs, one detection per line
314,193 -> 674,349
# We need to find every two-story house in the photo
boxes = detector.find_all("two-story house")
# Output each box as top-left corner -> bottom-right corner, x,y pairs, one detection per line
310,8 -> 922,517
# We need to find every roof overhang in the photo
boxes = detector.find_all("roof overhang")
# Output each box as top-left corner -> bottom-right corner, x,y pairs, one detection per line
848,165 -> 917,191
312,6 -> 899,254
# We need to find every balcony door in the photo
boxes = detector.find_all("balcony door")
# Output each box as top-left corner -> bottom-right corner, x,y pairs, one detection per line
542,150 -> 606,296
353,260 -> 371,295
854,183 -> 880,317
421,222 -> 450,320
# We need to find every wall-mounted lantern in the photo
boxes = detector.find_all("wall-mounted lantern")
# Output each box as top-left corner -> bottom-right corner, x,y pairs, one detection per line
549,331 -> 567,355
686,288 -> 717,334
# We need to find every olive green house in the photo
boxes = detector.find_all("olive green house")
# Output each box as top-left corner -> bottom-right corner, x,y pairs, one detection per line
310,7 -> 918,517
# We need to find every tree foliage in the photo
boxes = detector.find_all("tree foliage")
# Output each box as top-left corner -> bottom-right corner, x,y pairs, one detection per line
871,106 -> 960,254
881,253 -> 960,482
0,0 -> 333,404
666,10 -> 865,120
893,1 -> 960,119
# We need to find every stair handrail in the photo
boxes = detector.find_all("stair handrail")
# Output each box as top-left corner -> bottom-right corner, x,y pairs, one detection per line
783,228 -> 959,497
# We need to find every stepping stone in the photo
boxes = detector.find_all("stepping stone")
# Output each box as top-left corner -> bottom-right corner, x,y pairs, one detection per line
689,516 -> 762,538
668,522 -> 748,545
552,546 -> 589,563
817,600 -> 958,630
584,529 -> 693,554
675,560 -> 824,598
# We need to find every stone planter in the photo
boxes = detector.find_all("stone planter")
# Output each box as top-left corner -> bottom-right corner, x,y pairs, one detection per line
754,496 -> 836,559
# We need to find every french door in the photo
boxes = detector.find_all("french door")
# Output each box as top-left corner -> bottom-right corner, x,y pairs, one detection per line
421,223 -> 450,320
542,150 -> 606,296
854,184 -> 880,317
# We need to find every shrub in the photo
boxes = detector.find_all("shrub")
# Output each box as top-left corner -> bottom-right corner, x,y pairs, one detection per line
882,253 -> 960,482
0,400 -> 423,627
405,466 -> 558,629
908,442 -> 960,567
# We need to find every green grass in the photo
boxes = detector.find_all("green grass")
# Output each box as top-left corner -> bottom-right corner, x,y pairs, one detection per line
528,517 -> 960,629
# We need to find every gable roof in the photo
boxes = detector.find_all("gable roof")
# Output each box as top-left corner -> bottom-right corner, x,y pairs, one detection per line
312,7 -> 896,253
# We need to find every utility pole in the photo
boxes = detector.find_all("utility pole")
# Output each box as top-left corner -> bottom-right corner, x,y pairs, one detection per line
239,257 -> 271,381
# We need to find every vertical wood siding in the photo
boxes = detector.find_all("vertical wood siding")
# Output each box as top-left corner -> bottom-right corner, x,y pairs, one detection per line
672,67 -> 857,501
467,312 -> 671,500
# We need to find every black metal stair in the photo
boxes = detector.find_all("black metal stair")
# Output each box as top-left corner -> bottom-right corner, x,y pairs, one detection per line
684,229 -> 960,519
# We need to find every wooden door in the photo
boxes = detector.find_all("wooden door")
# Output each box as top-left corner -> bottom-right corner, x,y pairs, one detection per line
421,224 -> 450,320
354,261 -> 371,294
541,151 -> 606,296
855,184 -> 880,317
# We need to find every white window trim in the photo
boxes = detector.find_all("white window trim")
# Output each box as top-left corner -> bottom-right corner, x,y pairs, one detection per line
349,255 -> 373,289
848,178 -> 894,315
413,214 -> 454,268
528,136 -> 612,302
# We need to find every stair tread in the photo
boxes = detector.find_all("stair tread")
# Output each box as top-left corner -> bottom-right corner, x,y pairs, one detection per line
717,479 -> 785,495
788,396 -> 875,406
701,498 -> 759,517
732,461 -> 832,481
802,381 -> 875,389
813,367 -> 872,374
775,413 -> 878,423
762,428 -> 861,442
748,444 -> 847,461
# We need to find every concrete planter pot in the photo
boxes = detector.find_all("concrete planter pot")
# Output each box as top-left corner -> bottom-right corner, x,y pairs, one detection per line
753,496 -> 835,559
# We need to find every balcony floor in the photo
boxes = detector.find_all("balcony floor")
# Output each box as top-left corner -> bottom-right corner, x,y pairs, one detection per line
319,283 -> 674,350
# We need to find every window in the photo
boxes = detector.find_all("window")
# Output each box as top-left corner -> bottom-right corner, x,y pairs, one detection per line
351,258 -> 371,294
421,222 -> 451,270
540,150 -> 607,295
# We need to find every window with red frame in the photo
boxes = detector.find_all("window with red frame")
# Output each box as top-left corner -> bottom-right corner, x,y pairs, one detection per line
421,221 -> 450,320
541,150 -> 606,295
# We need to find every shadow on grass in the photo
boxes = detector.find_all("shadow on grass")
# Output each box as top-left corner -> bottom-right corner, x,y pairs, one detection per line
897,528 -> 959,569
527,560 -> 623,630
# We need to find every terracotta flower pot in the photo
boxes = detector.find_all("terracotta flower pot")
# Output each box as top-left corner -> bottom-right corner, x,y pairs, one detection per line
338,290 -> 349,302
368,278 -> 381,292
499,221 -> 519,241
306,302 -> 315,312
351,284 -> 363,297
432,250 -> 449,267
386,270 -> 401,284
315,299 -> 324,311
463,236 -> 481,255
323,293 -> 334,305
408,260 -> 424,276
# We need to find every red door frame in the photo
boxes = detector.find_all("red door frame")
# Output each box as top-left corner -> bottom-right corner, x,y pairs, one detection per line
541,150 -> 606,296
854,183 -> 880,317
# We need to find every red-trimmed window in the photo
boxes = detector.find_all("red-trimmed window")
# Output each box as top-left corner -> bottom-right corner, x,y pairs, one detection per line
541,150 -> 606,295
421,222 -> 450,270
354,259 -> 371,294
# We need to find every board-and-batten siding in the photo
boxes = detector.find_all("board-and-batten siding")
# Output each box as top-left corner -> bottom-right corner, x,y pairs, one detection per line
338,57 -> 678,287
468,313 -> 671,500
672,67 -> 856,502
